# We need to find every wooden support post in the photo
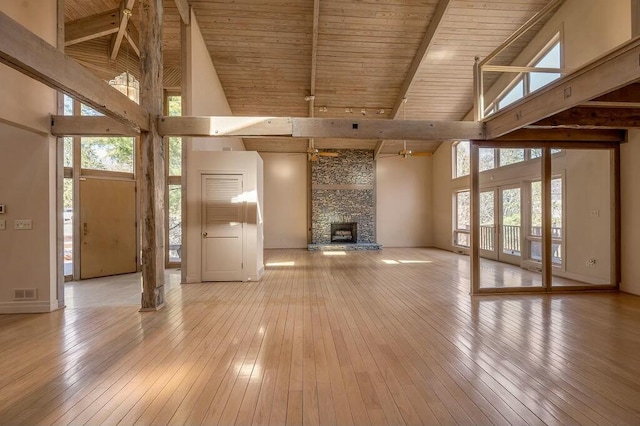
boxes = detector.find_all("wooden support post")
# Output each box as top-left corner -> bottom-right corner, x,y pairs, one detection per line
542,147 -> 552,290
470,141 -> 480,295
139,0 -> 165,311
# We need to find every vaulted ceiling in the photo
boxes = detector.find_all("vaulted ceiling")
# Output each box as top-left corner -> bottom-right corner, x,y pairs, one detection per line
64,0 -> 556,154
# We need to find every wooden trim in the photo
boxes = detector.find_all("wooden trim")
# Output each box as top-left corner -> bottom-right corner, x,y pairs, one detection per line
390,0 -> 452,119
493,128 -> 626,143
485,37 -> 640,139
542,148 -> 552,290
56,0 -> 66,303
72,99 -> 82,281
312,184 -> 373,190
480,0 -> 565,67
613,146 -> 621,288
482,65 -> 570,74
80,169 -> 135,180
473,58 -> 483,122
470,141 -> 480,295
0,11 -> 150,131
180,17 -> 189,284
51,115 -> 141,136
174,0 -> 190,25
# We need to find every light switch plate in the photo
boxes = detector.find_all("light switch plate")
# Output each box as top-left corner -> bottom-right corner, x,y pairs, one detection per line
0,219 -> 5,230
15,219 -> 32,230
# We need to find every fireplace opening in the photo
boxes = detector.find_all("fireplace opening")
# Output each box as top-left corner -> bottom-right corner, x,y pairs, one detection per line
331,222 -> 357,243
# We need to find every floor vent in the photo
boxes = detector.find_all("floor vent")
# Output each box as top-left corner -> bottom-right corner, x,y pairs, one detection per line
14,288 -> 37,301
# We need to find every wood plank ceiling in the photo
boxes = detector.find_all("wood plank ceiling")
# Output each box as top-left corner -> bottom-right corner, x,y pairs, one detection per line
64,0 -> 555,153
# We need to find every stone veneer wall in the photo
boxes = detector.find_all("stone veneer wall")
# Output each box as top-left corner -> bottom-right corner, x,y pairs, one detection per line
311,149 -> 375,244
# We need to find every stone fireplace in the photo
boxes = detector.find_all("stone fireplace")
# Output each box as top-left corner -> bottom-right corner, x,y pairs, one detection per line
310,149 -> 376,245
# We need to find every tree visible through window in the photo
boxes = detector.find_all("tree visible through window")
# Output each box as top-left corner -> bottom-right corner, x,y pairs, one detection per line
455,141 -> 470,178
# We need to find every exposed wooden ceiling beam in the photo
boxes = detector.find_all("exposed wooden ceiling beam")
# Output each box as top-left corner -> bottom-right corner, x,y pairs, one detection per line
532,107 -> 640,128
124,27 -> 140,57
492,128 -> 626,143
174,0 -> 190,25
155,116 -> 483,140
0,11 -> 149,131
65,8 -> 120,46
484,36 -> 640,139
590,83 -> 640,103
374,140 -> 385,160
390,0 -> 452,119
110,0 -> 136,60
51,115 -> 141,136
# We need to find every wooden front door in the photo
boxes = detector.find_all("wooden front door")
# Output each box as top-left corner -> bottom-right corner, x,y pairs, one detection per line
80,178 -> 137,279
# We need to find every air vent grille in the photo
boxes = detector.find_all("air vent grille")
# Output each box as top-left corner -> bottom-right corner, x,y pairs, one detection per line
14,288 -> 37,301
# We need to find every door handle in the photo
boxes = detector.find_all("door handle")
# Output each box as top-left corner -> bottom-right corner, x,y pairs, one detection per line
203,232 -> 208,237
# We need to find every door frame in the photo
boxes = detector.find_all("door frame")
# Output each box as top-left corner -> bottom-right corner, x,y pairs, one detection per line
200,172 -> 247,282
497,184 -> 523,266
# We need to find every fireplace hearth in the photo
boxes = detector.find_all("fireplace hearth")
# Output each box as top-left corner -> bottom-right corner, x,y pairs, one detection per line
331,222 -> 357,243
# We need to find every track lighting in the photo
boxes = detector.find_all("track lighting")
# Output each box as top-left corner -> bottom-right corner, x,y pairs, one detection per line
319,106 -> 328,112
305,95 -> 315,101
361,109 -> 367,115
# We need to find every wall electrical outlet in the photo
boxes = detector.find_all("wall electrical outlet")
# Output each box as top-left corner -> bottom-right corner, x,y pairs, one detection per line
14,219 -> 32,230
0,219 -> 5,230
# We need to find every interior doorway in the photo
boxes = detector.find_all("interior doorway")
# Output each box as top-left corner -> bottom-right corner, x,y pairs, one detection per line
479,185 -> 522,265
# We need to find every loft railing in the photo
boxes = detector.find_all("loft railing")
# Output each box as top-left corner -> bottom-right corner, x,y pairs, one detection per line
473,0 -> 568,121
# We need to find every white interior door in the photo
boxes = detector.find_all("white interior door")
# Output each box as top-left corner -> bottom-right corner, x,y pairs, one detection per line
202,174 -> 244,281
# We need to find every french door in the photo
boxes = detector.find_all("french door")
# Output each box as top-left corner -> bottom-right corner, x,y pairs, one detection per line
479,185 -> 522,266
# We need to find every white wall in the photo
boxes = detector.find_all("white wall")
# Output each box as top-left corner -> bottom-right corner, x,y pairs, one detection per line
621,130 -> 640,294
261,153 -> 308,249
183,11 -> 259,283
376,156 -> 433,247
0,1 -> 59,313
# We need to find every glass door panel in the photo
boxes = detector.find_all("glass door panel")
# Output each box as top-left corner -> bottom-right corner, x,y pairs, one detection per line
500,187 -> 522,263
479,190 -> 497,259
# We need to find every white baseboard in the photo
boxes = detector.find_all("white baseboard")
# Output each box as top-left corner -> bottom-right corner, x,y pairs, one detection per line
0,301 -> 55,314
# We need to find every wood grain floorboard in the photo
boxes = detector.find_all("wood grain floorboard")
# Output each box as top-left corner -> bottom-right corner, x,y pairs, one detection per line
1,248 -> 640,425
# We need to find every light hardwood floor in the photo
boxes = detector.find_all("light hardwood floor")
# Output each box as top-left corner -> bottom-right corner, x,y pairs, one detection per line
1,248 -> 639,425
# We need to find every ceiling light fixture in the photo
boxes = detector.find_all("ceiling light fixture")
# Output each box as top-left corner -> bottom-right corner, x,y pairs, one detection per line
319,106 -> 328,112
